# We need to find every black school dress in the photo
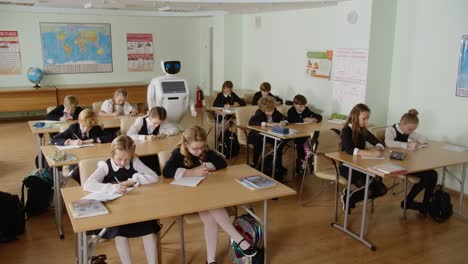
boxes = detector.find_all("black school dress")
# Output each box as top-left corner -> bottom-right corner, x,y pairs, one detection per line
98,159 -> 160,239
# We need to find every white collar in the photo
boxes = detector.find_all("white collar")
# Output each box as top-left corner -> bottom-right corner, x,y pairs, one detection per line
223,93 -> 230,98
110,158 -> 130,171
395,123 -> 405,134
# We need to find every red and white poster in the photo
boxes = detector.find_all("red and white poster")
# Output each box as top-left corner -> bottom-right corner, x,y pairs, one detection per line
0,31 -> 21,75
127,33 -> 154,72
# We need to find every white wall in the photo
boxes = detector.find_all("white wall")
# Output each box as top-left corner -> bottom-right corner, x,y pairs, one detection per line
389,0 -> 468,192
0,11 -> 202,89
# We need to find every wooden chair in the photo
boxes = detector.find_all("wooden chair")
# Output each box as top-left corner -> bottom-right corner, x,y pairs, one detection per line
92,101 -> 103,113
371,127 -> 420,195
202,95 -> 216,133
120,116 -> 139,136
46,106 -> 56,114
299,129 -> 347,203
234,105 -> 257,164
277,104 -> 290,117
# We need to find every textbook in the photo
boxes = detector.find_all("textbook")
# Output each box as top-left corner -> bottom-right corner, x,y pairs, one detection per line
369,162 -> 408,175
71,199 -> 109,219
236,175 -> 277,190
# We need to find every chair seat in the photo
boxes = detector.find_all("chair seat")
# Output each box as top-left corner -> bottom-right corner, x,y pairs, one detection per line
315,169 -> 348,185
397,174 -> 421,184
183,213 -> 201,224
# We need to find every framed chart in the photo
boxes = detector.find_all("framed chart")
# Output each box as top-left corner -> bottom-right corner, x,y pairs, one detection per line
40,23 -> 113,74
456,35 -> 468,97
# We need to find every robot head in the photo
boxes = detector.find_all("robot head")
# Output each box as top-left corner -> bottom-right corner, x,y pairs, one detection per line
160,61 -> 181,75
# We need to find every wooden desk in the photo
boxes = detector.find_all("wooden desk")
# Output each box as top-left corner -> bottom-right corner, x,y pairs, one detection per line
248,121 -> 342,179
41,135 -> 181,239
0,86 -> 57,112
208,107 -> 237,154
326,141 -> 468,250
61,164 -> 296,264
56,82 -> 147,109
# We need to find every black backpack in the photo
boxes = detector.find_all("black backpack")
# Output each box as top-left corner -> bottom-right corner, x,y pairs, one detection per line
218,129 -> 240,159
21,169 -> 54,217
429,185 -> 452,223
0,191 -> 25,242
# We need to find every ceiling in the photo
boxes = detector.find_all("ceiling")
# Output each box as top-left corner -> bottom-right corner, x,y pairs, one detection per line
0,0 -> 345,16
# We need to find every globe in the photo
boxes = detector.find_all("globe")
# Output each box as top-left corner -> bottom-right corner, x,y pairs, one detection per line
27,67 -> 44,88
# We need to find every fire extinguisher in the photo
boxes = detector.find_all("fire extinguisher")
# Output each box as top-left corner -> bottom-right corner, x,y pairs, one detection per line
195,86 -> 203,108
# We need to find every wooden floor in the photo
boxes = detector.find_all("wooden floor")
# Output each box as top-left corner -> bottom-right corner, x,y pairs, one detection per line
1,112 -> 468,264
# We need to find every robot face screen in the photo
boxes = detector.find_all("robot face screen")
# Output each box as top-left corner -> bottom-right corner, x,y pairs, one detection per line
164,61 -> 181,74
161,81 -> 186,94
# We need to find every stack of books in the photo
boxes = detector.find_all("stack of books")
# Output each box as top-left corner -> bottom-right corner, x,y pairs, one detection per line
369,162 -> 408,175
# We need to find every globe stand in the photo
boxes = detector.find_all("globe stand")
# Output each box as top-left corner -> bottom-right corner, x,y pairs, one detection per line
33,83 -> 41,88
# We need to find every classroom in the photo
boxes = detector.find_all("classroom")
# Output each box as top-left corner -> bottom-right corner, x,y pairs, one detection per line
1,0 -> 468,263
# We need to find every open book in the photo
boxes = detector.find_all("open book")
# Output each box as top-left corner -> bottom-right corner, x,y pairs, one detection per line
171,176 -> 207,187
369,162 -> 408,175
56,144 -> 95,150
80,186 -> 136,202
236,175 -> 277,190
70,199 -> 109,219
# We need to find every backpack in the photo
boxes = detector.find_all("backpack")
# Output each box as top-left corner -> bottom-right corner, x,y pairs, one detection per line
429,185 -> 452,223
0,191 -> 25,243
218,129 -> 240,159
21,169 -> 54,217
230,214 -> 264,264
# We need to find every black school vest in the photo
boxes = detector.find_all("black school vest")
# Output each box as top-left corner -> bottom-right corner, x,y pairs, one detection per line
393,124 -> 409,142
138,118 -> 160,136
102,159 -> 137,183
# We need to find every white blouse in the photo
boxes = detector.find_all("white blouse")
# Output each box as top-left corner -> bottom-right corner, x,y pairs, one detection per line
127,116 -> 179,141
100,99 -> 134,115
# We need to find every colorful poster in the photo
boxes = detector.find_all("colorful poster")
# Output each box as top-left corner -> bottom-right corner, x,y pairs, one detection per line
332,48 -> 369,106
305,50 -> 333,79
40,23 -> 113,74
456,35 -> 468,97
127,33 -> 154,72
0,31 -> 21,75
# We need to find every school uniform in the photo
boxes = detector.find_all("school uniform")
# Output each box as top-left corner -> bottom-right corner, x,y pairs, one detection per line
213,92 -> 246,107
46,105 -> 83,121
100,99 -> 134,115
163,148 -> 227,179
83,158 -> 160,239
127,116 -> 179,174
287,106 -> 323,171
251,91 -> 283,105
385,124 -> 437,212
51,123 -> 115,146
248,109 -> 287,180
340,125 -> 388,209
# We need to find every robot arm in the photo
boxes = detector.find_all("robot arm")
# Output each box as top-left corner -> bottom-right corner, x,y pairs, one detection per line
190,100 -> 197,117
147,81 -> 157,110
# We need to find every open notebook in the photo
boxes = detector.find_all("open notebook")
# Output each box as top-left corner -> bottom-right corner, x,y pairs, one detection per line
56,144 -> 95,150
171,176 -> 207,187
81,186 -> 136,202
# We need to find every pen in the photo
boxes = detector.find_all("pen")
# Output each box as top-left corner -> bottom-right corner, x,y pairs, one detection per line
114,177 -> 121,184
72,132 -> 79,139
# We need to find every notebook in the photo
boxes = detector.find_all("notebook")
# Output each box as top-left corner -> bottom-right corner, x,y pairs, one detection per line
171,176 -> 207,187
236,175 -> 277,190
70,199 -> 109,219
369,162 -> 408,175
56,144 -> 95,150
80,187 -> 136,202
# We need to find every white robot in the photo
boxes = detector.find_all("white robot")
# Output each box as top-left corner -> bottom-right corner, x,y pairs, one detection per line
147,60 -> 196,124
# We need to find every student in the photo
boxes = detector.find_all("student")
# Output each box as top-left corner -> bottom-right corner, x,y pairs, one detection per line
47,95 -> 83,121
385,109 -> 437,214
287,94 -> 323,173
51,109 -> 116,183
100,89 -> 138,117
213,81 -> 246,108
252,82 -> 283,105
163,126 -> 257,264
248,96 -> 288,182
127,106 -> 178,174
340,103 -> 388,213
83,135 -> 160,264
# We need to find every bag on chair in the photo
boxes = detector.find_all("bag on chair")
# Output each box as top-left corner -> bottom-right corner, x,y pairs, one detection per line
230,214 -> 264,264
21,169 -> 53,217
0,191 -> 25,243
218,129 -> 240,159
429,185 -> 452,223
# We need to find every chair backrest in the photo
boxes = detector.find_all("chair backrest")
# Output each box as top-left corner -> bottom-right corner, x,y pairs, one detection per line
243,93 -> 254,105
59,123 -> 71,133
314,129 -> 341,173
235,105 -> 257,145
120,116 -> 139,136
158,149 -> 174,177
372,126 -> 387,145
277,104 -> 290,117
92,101 -> 103,113
79,157 -> 107,185
46,106 -> 56,114
204,95 -> 215,108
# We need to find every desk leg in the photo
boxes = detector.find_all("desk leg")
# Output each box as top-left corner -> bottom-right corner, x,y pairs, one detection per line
221,114 -> 226,155
77,232 -> 88,264
264,200 -> 268,264
261,135 -> 266,173
454,164 -> 467,219
156,220 -> 162,264
37,133 -> 44,169
271,139 -> 278,180
179,215 -> 185,264
403,176 -> 408,219
332,165 -> 375,250
214,113 -> 219,151
53,167 -> 64,239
